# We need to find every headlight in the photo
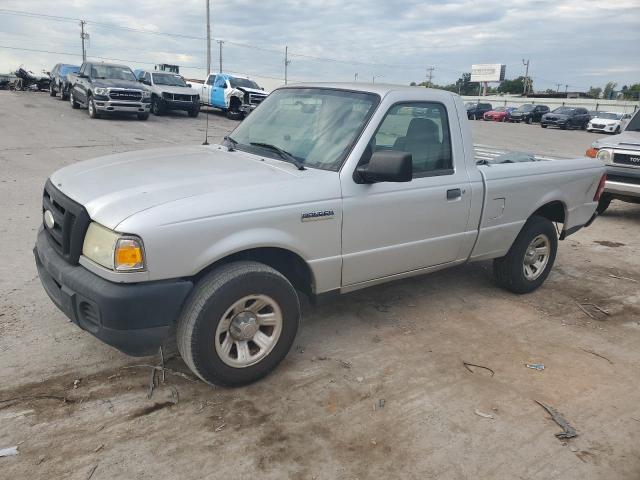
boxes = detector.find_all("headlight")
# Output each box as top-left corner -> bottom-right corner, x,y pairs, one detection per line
94,87 -> 109,95
142,90 -> 151,98
596,149 -> 612,164
82,222 -> 146,272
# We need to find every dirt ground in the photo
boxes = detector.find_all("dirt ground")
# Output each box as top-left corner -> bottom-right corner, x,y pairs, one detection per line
1,90 -> 639,480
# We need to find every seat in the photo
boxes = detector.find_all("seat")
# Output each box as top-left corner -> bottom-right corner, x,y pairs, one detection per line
393,118 -> 441,172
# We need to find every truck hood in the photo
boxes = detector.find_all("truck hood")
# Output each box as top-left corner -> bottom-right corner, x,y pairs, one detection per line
154,85 -> 199,95
590,118 -> 621,126
593,130 -> 640,149
92,78 -> 147,90
236,86 -> 268,95
49,145 -> 328,230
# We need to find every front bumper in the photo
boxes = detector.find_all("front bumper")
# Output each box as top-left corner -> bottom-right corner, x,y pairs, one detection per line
541,119 -> 568,127
162,98 -> 200,111
604,165 -> 640,199
605,179 -> 640,197
34,228 -> 193,356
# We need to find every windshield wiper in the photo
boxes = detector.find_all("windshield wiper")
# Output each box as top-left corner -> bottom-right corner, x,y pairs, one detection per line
249,142 -> 306,170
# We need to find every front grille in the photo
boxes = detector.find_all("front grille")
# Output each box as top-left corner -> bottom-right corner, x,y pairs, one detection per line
42,180 -> 91,265
612,152 -> 640,168
592,124 -> 605,129
248,93 -> 266,106
173,93 -> 194,102
108,89 -> 142,101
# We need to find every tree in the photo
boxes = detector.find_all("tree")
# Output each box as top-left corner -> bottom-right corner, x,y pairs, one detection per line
603,81 -> 617,100
497,76 -> 528,95
588,86 -> 602,99
622,83 -> 640,100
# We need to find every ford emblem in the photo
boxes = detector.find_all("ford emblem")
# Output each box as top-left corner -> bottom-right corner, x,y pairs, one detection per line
44,210 -> 55,229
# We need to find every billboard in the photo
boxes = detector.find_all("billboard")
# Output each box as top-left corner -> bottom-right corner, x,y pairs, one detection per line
471,64 -> 506,82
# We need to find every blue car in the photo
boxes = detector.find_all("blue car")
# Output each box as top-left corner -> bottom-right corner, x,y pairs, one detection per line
50,63 -> 80,99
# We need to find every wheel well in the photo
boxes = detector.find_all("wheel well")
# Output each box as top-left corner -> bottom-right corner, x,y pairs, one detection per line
229,96 -> 242,109
195,247 -> 314,297
532,201 -> 565,224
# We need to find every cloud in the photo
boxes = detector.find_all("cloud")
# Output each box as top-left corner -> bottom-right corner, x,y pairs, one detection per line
0,0 -> 638,91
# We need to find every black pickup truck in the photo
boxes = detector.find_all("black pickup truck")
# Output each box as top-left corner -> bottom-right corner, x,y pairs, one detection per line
68,62 -> 151,120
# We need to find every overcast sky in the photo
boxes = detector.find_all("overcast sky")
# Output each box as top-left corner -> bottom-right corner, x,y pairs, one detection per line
1,0 -> 638,92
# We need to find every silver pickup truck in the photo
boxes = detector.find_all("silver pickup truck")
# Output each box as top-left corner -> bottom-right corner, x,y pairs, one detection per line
587,109 -> 640,214
34,84 -> 605,386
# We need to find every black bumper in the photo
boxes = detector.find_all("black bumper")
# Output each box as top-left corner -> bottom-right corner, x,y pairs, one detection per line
163,99 -> 199,111
34,228 -> 193,356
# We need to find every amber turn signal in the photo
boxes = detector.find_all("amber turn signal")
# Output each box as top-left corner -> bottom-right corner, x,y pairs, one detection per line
585,148 -> 598,158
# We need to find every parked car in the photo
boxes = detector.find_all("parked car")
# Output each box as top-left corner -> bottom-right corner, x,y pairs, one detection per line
508,104 -> 549,124
13,66 -> 50,91
193,73 -> 268,119
586,109 -> 640,214
34,84 -> 605,386
483,107 -> 516,122
49,63 -> 80,100
0,73 -> 10,90
466,102 -> 492,120
541,107 -> 590,130
68,61 -> 151,120
136,70 -> 200,117
587,112 -> 627,134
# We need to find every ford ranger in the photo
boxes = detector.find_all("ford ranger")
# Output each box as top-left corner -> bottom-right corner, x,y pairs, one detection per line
34,84 -> 605,387
68,61 -> 151,120
586,108 -> 640,213
194,73 -> 268,119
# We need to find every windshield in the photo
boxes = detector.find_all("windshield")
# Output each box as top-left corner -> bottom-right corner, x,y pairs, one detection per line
60,65 -> 79,75
494,107 -> 507,112
228,77 -> 260,89
90,65 -> 136,81
152,73 -> 187,87
228,88 -> 379,171
595,112 -> 622,120
553,107 -> 575,115
625,111 -> 640,131
516,104 -> 535,112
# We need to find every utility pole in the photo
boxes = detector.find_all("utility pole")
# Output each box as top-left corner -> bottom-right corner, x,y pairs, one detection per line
354,73 -> 358,82
555,83 -> 562,92
79,20 -> 88,62
522,58 -> 530,96
284,46 -> 291,84
206,0 -> 211,74
565,84 -> 569,93
217,40 -> 224,73
426,66 -> 434,87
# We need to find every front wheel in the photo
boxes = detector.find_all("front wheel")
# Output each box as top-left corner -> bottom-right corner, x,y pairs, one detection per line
188,107 -> 200,118
70,90 -> 80,109
177,261 -> 301,386
526,116 -> 532,125
614,126 -> 621,134
49,83 -> 56,97
493,215 -> 558,294
88,97 -> 100,118
541,123 -> 547,128
151,97 -> 164,115
137,113 -> 149,120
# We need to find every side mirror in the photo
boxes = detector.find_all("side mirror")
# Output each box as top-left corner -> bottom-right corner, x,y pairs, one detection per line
356,150 -> 412,184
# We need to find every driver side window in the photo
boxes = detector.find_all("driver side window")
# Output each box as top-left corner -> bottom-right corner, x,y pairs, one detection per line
214,76 -> 226,88
373,102 -> 453,177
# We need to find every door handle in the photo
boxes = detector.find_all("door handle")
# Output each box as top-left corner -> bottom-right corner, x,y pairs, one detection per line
447,188 -> 462,200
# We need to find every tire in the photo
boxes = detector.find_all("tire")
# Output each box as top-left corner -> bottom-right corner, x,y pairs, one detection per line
188,107 -> 200,118
473,113 -> 478,120
151,97 -> 164,116
493,215 -> 558,294
526,116 -> 532,125
597,194 -> 612,215
88,96 -> 100,118
70,90 -> 80,109
137,113 -> 149,120
541,123 -> 547,128
614,126 -> 621,134
177,261 -> 301,387
49,83 -> 56,97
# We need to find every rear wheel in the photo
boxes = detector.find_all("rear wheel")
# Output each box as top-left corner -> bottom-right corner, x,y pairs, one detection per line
597,194 -> 612,215
177,261 -> 301,386
49,83 -> 56,97
493,215 -> 558,294
70,90 -> 80,109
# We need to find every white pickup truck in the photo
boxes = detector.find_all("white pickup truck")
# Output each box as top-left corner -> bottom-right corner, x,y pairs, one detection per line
192,72 -> 268,118
34,84 -> 605,386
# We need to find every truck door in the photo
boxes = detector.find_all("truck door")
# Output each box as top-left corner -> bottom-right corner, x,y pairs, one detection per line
212,75 -> 227,108
340,100 -> 473,286
202,74 -> 216,106
75,63 -> 89,103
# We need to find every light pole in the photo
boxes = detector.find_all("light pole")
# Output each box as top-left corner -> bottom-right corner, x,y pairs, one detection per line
354,73 -> 358,82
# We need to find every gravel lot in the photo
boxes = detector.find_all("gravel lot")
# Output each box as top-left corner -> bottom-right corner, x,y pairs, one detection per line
1,90 -> 639,480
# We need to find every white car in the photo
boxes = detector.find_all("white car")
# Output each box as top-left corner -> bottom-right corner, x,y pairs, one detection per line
587,112 -> 627,134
